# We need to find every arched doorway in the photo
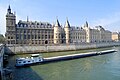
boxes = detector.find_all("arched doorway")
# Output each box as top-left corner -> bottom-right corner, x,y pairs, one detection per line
45,40 -> 48,44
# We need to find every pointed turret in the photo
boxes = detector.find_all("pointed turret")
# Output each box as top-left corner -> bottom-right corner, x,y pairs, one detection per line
7,5 -> 11,14
54,18 -> 62,44
65,18 -> 70,28
84,21 -> 88,27
55,19 -> 61,27
64,18 -> 71,44
83,21 -> 91,43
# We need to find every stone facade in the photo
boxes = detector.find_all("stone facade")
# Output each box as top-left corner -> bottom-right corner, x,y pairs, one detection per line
5,6 -> 112,45
83,23 -> 112,43
112,32 -> 120,41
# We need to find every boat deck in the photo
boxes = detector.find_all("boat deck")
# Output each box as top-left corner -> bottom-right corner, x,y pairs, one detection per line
42,49 -> 117,63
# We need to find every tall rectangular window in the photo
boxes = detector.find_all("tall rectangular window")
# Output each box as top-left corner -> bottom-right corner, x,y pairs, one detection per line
24,35 -> 26,39
32,35 -> 34,39
16,35 -> 19,39
35,35 -> 37,39
28,35 -> 30,39
45,35 -> 47,39
38,35 -> 40,39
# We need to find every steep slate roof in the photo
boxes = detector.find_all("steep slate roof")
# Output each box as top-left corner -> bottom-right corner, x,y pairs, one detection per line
65,19 -> 70,28
16,20 -> 53,28
55,19 -> 61,27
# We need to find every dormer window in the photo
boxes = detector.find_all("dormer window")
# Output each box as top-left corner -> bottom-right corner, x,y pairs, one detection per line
32,23 -> 34,25
37,23 -> 39,25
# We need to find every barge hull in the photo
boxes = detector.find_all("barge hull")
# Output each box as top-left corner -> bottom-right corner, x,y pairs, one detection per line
15,49 -> 117,67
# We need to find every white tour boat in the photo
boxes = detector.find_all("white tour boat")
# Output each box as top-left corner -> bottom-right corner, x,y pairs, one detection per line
15,54 -> 43,67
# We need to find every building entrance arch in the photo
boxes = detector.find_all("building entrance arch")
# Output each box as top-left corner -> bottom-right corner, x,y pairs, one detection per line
45,40 -> 48,44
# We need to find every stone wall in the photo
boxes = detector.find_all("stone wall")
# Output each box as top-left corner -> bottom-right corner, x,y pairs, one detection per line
0,45 -> 5,80
5,42 -> 120,54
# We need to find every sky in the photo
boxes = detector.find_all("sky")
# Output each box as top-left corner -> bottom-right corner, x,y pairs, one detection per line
0,0 -> 120,35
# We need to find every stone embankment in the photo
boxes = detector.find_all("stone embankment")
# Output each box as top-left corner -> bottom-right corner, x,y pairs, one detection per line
5,42 -> 120,54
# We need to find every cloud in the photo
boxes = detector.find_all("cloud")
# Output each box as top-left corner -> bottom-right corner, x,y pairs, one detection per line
92,12 -> 120,31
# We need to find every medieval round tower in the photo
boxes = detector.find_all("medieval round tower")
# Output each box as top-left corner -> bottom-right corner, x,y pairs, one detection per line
54,19 -> 62,44
64,19 -> 71,44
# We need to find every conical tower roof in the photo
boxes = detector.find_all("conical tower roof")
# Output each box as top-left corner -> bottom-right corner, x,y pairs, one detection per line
65,18 -> 70,28
7,5 -> 11,14
55,19 -> 61,27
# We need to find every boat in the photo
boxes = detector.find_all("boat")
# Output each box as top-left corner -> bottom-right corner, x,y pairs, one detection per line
15,49 -> 117,67
15,54 -> 43,67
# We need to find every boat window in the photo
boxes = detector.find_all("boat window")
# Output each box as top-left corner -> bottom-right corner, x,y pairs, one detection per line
28,61 -> 30,62
23,61 -> 26,63
19,62 -> 21,63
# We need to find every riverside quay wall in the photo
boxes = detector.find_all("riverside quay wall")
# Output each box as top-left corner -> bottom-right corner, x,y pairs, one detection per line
5,42 -> 120,54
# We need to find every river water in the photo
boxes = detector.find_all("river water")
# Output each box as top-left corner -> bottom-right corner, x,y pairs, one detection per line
8,47 -> 120,80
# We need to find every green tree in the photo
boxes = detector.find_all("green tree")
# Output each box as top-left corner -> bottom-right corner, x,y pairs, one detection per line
0,34 -> 5,44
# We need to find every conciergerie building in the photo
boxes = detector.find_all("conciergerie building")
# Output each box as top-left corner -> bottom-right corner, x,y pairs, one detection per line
5,5 -> 112,45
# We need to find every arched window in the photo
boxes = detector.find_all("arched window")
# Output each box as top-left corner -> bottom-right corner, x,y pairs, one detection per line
45,40 -> 48,44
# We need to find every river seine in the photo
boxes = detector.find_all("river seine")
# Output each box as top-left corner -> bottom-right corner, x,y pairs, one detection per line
8,47 -> 120,80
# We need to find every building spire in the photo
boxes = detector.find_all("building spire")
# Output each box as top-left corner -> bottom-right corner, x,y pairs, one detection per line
7,5 -> 11,14
27,16 -> 29,22
84,21 -> 88,27
55,17 -> 60,27
65,17 -> 70,28
8,5 -> 11,10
